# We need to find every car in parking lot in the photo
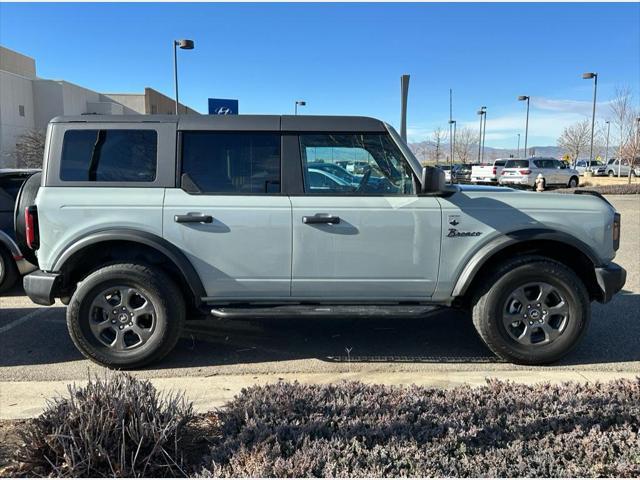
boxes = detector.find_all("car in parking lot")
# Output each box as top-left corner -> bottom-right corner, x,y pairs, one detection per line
575,160 -> 604,176
471,159 -> 507,184
499,157 -> 580,189
597,159 -> 638,177
18,114 -> 625,369
0,168 -> 39,292
452,163 -> 475,183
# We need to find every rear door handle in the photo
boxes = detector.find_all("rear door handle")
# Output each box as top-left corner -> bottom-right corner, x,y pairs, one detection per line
174,213 -> 213,224
302,214 -> 340,225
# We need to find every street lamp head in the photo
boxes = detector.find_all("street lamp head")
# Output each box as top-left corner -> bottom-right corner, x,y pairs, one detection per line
175,39 -> 194,50
518,95 -> 529,101
295,100 -> 306,106
448,119 -> 456,124
477,109 -> 485,115
582,72 -> 597,79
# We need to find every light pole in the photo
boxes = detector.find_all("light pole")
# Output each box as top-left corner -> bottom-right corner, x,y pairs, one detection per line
582,72 -> 598,169
518,95 -> 530,158
604,120 -> 611,169
481,107 -> 487,163
173,39 -> 194,115
477,107 -> 486,163
517,133 -> 521,158
294,100 -> 306,115
448,119 -> 457,165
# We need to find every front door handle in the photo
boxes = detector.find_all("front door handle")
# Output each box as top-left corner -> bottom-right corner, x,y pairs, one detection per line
302,214 -> 340,225
174,213 -> 213,224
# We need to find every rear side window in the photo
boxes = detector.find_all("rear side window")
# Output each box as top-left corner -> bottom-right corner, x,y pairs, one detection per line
181,132 -> 281,194
494,160 -> 506,167
504,160 -> 529,168
60,130 -> 157,182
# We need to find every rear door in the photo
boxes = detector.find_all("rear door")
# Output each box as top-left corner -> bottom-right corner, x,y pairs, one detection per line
289,132 -> 442,300
163,130 -> 292,301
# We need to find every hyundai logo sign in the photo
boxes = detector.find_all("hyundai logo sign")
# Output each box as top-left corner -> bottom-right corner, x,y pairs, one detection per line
208,98 -> 239,115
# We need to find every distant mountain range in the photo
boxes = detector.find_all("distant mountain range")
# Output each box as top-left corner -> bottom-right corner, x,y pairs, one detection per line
409,142 -> 563,162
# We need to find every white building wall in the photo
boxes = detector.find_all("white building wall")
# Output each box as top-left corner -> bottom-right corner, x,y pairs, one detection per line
100,93 -> 146,114
0,70 -> 35,167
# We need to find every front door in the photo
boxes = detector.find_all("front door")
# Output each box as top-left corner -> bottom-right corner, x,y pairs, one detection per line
163,131 -> 291,301
290,133 -> 442,300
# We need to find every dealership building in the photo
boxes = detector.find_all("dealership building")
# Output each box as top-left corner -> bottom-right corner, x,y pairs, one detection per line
0,45 -> 198,167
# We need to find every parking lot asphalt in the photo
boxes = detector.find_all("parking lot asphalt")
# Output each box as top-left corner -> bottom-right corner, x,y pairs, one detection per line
1,195 -> 638,417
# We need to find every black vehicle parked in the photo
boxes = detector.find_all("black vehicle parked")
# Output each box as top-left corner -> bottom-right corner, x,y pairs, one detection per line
0,168 -> 39,292
452,163 -> 476,183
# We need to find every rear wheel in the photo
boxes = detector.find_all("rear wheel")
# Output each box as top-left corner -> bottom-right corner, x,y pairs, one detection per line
471,255 -> 590,365
0,246 -> 18,293
567,176 -> 579,188
67,263 -> 185,368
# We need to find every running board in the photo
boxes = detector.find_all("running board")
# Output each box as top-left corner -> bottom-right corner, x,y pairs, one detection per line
210,305 -> 440,319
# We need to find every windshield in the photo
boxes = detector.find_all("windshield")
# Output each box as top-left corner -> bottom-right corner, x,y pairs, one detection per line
504,160 -> 529,168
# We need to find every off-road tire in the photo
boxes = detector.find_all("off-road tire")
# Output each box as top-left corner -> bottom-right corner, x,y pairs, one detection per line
67,263 -> 185,369
471,255 -> 590,365
0,246 -> 18,293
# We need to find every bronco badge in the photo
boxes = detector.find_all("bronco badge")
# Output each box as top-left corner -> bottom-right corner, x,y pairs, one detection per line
447,228 -> 482,238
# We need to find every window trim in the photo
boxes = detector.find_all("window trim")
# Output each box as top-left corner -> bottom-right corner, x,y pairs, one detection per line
59,129 -> 159,183
296,132 -> 420,197
45,123 -> 176,188
178,130 -> 284,196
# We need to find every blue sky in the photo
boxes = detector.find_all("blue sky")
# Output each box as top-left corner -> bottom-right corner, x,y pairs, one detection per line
1,2 -> 638,147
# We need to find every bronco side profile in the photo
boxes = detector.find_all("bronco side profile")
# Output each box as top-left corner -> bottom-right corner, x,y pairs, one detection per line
18,115 -> 625,368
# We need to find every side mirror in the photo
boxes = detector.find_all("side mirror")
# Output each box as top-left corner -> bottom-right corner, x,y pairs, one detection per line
421,166 -> 446,194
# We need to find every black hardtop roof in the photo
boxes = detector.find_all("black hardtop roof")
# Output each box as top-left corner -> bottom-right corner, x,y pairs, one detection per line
49,114 -> 388,132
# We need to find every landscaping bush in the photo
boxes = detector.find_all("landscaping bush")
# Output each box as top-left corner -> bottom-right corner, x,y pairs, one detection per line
202,379 -> 640,478
13,373 -> 194,477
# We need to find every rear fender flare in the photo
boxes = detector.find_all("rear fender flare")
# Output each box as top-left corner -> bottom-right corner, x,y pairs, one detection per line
52,229 -> 206,303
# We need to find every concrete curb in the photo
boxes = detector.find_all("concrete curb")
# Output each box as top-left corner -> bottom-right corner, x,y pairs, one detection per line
1,370 -> 638,419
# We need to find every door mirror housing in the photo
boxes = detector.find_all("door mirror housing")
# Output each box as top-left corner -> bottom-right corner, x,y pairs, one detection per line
421,166 -> 447,194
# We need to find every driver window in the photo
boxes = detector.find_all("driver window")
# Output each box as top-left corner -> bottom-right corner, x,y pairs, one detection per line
299,133 -> 416,195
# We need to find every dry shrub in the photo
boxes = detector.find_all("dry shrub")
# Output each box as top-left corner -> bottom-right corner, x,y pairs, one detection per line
202,379 -> 640,477
13,373 -> 194,477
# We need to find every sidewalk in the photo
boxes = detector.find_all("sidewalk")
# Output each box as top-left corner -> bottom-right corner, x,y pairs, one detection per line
2,370 -> 638,419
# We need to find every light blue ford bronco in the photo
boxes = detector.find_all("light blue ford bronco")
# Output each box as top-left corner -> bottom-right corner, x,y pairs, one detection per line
17,115 -> 625,368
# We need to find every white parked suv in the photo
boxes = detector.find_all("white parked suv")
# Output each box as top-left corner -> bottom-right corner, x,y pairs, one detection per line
499,158 -> 580,189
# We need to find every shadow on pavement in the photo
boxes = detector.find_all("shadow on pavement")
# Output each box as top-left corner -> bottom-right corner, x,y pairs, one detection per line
1,294 -> 638,369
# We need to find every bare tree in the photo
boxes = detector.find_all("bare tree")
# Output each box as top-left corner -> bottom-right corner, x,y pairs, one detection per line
557,119 -> 591,166
453,127 -> 479,164
609,87 -> 637,179
431,127 -> 448,165
14,130 -> 46,168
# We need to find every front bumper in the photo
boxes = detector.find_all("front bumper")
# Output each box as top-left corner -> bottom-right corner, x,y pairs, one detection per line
23,270 -> 61,306
595,263 -> 626,303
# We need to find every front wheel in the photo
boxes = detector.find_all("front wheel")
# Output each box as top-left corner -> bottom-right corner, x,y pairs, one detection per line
608,170 -> 615,177
67,263 -> 185,369
471,256 -> 590,365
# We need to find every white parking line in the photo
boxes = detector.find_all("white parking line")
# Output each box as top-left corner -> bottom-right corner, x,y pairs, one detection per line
0,308 -> 46,334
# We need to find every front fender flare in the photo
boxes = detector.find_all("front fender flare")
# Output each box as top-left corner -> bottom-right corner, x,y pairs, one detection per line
451,228 -> 602,298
